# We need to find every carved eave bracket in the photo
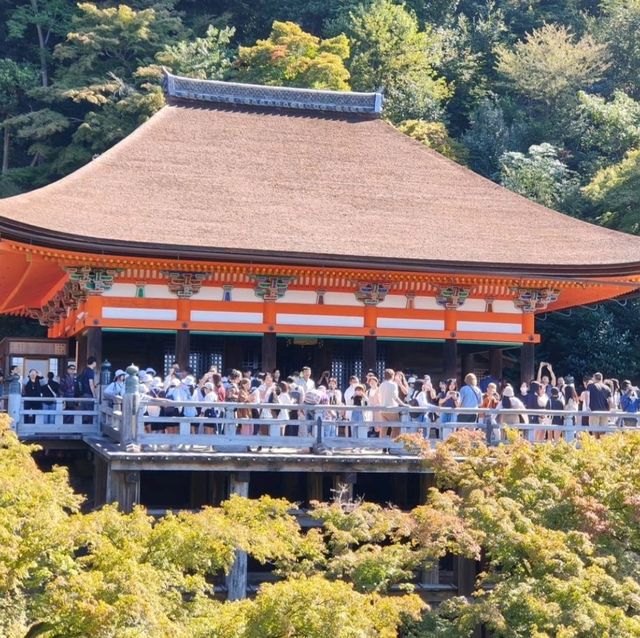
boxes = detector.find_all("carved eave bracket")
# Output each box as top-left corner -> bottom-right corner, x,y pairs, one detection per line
65,266 -> 123,295
512,287 -> 560,313
251,275 -> 296,301
354,281 -> 391,306
434,285 -> 472,309
163,271 -> 209,298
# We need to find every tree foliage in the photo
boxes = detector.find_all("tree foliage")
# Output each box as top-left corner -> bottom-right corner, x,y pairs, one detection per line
499,143 -> 579,210
5,414 -> 640,636
583,148 -> 640,234
347,0 -> 451,123
496,24 -> 609,108
235,21 -> 350,90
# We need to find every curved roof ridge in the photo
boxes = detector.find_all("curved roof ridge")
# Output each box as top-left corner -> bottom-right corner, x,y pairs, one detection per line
163,70 -> 383,116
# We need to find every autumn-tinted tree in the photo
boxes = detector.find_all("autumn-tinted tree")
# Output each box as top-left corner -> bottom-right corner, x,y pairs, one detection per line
234,20 -> 350,90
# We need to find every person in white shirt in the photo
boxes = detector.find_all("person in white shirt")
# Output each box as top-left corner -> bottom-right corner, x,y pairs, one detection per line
299,366 -> 315,394
378,368 -> 406,438
343,375 -> 360,425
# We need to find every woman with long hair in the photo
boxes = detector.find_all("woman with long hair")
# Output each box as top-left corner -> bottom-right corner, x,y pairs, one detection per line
438,378 -> 460,439
237,378 -> 254,437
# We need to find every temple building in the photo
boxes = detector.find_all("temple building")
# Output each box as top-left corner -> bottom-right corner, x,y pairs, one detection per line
3,73 -> 640,599
1,73 -> 640,383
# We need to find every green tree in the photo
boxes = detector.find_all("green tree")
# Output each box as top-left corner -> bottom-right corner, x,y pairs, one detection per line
496,23 -> 609,110
0,59 -> 39,175
53,3 -> 185,85
582,148 -> 640,234
234,20 -> 351,90
537,303 -> 640,381
403,430 -> 640,637
397,120 -> 468,162
571,90 -> 640,173
462,94 -> 523,176
157,24 -> 236,79
499,143 -> 579,210
243,575 -> 424,638
4,2 -> 181,182
347,0 -> 451,123
0,414 -> 83,638
6,0 -> 74,87
593,0 -> 640,99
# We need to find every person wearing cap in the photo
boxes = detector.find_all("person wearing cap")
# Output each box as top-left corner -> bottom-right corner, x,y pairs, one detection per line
60,363 -> 78,423
104,369 -> 126,402
145,367 -> 156,378
181,377 -> 198,418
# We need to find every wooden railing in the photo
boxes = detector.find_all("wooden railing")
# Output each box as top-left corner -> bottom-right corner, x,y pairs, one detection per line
122,398 -> 640,453
16,397 -> 99,437
9,392 -> 640,453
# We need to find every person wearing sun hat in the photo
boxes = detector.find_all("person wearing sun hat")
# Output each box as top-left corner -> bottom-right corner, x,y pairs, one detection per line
104,369 -> 126,402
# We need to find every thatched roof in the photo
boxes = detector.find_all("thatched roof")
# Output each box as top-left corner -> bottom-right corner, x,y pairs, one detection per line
0,74 -> 638,277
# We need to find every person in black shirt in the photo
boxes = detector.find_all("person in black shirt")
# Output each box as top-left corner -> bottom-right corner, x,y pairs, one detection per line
41,371 -> 60,424
77,357 -> 98,424
23,369 -> 43,424
585,372 -> 612,430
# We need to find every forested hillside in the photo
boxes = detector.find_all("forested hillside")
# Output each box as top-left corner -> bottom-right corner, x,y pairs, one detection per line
1,0 -> 640,376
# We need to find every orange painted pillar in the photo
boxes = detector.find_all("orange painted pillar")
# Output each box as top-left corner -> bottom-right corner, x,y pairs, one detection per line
443,308 -> 458,381
363,306 -> 377,375
521,312 -> 535,384
262,302 -> 277,373
176,298 -> 190,371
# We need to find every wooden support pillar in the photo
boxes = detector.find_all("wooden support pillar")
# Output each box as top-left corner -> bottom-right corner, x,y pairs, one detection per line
261,331 -> 277,374
313,339 -> 332,378
210,472 -> 227,506
456,556 -> 477,597
521,342 -> 535,385
107,469 -> 140,513
462,352 -> 474,377
489,348 -> 503,380
175,329 -> 190,371
307,473 -> 324,504
224,338 -> 243,372
227,472 -> 250,601
93,456 -> 109,508
363,335 -> 377,375
76,332 -> 87,368
86,326 -> 102,366
332,472 -> 356,502
391,473 -> 408,509
443,339 -> 458,381
418,473 -> 435,504
190,472 -> 209,508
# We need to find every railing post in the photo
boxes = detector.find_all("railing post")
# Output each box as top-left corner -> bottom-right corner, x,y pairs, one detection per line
312,415 -> 325,454
121,365 -> 140,445
7,374 -> 21,432
99,359 -> 111,404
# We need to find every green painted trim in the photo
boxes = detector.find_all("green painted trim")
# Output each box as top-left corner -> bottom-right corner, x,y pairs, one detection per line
103,328 -> 176,334
189,330 -> 263,337
279,334 -> 363,341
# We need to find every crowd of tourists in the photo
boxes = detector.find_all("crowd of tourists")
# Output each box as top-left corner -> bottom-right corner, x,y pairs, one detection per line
17,358 -> 639,438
